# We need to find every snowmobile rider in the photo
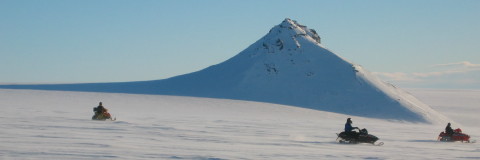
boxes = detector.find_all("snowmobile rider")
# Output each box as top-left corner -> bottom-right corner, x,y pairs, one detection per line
95,102 -> 106,115
92,102 -> 111,120
345,118 -> 360,139
445,122 -> 454,136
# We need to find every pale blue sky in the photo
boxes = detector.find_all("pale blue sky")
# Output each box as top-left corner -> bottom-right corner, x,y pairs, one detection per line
1,0 -> 479,89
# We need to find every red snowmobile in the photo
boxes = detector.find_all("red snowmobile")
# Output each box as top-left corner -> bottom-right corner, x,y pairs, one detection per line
337,128 -> 383,146
438,128 -> 471,143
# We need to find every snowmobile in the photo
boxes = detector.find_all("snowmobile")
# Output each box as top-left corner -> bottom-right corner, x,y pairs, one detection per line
438,128 -> 471,143
92,106 -> 115,121
336,128 -> 383,146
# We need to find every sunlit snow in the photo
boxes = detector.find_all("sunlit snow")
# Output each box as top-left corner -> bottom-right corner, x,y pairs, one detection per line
0,89 -> 478,159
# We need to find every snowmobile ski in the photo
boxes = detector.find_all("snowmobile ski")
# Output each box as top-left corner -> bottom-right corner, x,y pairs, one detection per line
374,142 -> 384,146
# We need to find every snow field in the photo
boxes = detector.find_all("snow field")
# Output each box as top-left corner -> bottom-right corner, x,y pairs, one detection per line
0,89 -> 479,159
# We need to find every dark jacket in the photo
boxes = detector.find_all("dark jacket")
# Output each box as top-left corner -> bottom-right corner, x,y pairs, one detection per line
446,125 -> 454,135
345,122 -> 353,132
94,106 -> 106,114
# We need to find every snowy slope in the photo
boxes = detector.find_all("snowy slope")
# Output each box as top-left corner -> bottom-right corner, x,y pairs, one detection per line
0,19 -> 448,123
406,89 -> 480,128
0,89 -> 478,160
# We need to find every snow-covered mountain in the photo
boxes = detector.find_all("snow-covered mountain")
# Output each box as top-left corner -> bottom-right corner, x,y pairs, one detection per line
0,18 -> 449,123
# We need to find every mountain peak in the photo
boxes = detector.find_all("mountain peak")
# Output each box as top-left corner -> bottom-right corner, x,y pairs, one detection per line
266,18 -> 321,47
279,18 -> 297,28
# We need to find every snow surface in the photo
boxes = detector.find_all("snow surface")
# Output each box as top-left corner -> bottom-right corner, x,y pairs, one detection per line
0,89 -> 478,160
0,19 -> 449,123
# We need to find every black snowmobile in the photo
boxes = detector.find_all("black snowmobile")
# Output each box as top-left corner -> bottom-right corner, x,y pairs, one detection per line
336,128 -> 383,146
